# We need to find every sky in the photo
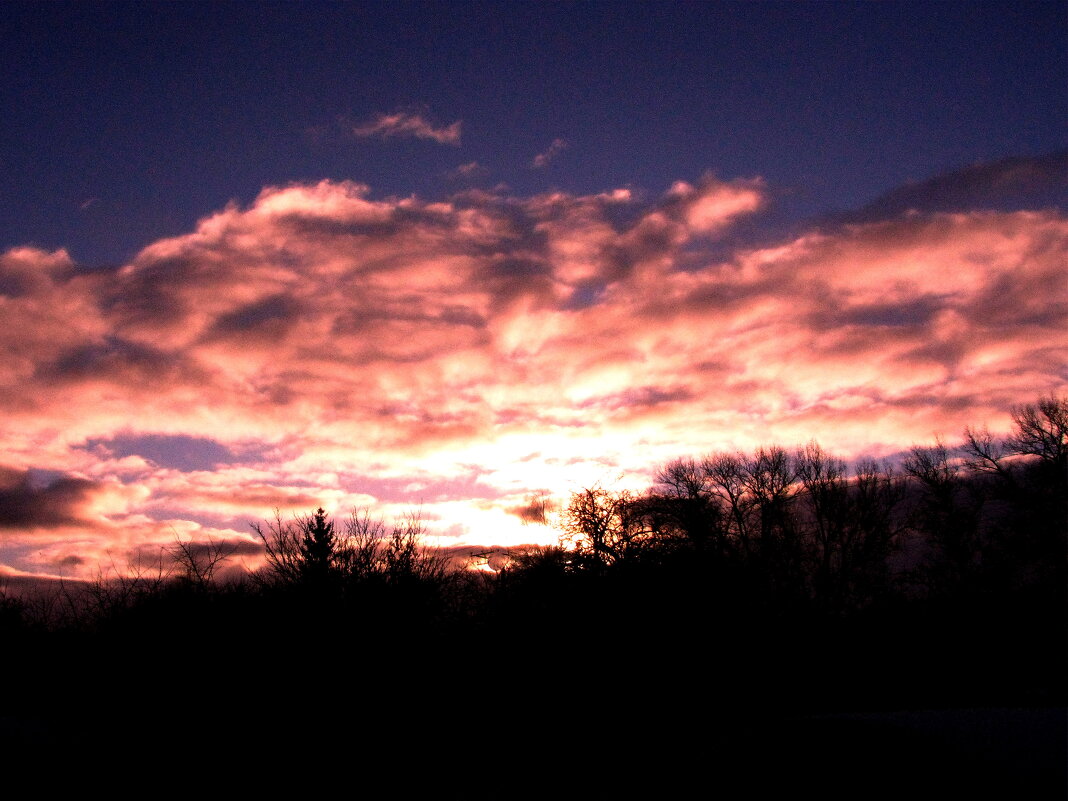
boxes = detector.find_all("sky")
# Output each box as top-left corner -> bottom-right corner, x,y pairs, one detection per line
0,1 -> 1065,582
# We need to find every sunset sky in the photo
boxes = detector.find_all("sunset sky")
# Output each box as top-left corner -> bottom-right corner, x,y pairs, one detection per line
1,1 -> 1065,581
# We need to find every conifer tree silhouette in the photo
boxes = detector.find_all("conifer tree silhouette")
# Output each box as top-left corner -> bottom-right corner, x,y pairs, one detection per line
299,507 -> 336,582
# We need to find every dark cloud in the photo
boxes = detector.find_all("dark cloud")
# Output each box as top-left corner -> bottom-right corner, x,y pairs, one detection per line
584,386 -> 695,413
808,296 -> 946,331
0,467 -> 100,530
205,294 -> 304,342
173,538 -> 262,560
961,265 -> 1068,330
508,495 -> 554,525
100,255 -> 194,326
33,337 -> 200,386
837,151 -> 1068,224
273,211 -> 404,240
0,570 -> 90,599
0,263 -> 46,298
165,484 -> 324,511
0,248 -> 75,298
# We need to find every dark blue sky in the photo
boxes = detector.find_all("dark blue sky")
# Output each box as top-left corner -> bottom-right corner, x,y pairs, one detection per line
1,1 -> 1065,266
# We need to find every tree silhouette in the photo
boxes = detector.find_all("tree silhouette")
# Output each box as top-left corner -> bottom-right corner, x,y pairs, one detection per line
651,458 -> 723,553
168,534 -> 237,589
703,452 -> 756,557
562,485 -> 649,569
253,507 -> 342,587
299,507 -> 336,582
1007,394 -> 1067,466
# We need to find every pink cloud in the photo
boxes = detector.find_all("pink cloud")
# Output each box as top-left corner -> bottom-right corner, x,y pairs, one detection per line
675,176 -> 764,233
0,172 -> 1065,578
448,161 -> 489,180
352,111 -> 461,145
532,138 -> 567,168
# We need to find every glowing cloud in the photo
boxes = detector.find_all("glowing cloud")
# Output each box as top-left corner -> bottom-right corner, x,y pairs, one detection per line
352,111 -> 462,145
0,162 -> 1065,579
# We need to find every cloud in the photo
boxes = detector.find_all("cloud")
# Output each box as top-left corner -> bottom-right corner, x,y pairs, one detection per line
0,467 -> 102,530
532,138 -> 567,168
0,160 -> 1065,579
836,150 -> 1068,223
0,246 -> 75,298
83,434 -> 248,473
447,161 -> 489,181
352,111 -> 461,145
508,491 -> 555,525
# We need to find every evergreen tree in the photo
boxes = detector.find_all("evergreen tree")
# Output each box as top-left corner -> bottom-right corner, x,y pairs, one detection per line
299,507 -> 336,581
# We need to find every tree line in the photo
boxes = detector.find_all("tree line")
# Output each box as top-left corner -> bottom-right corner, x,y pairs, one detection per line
555,395 -> 1065,614
2,395 -> 1059,798
0,396 -> 1064,779
5,395 -> 1065,646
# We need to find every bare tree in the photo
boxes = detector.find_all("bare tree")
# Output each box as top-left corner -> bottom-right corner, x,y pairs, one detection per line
961,425 -> 1013,479
652,458 -> 723,552
702,453 -> 755,556
253,506 -> 450,589
252,510 -> 311,586
958,396 -> 1067,482
562,486 -> 649,569
905,437 -> 958,496
381,511 -> 449,585
796,441 -> 849,602
844,458 -> 902,605
169,534 -> 238,589
905,438 -> 981,588
1006,395 -> 1067,465
742,446 -> 802,583
0,580 -> 27,632
334,508 -> 388,578
77,549 -> 171,622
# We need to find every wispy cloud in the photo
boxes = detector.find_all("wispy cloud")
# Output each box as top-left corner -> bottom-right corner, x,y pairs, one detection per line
447,161 -> 489,180
1,156 -> 1065,578
352,110 -> 461,145
532,138 -> 567,168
